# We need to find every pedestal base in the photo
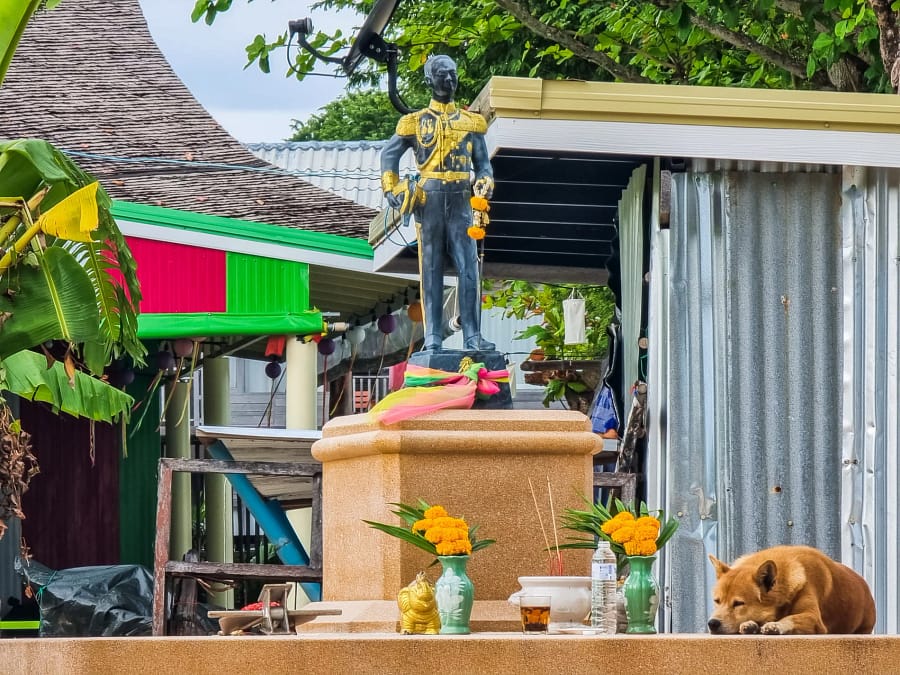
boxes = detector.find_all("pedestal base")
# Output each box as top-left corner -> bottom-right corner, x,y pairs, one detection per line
312,410 -> 601,602
295,600 -> 521,634
407,349 -> 512,409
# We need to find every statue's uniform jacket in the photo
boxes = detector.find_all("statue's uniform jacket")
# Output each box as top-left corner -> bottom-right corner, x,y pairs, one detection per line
380,101 -> 494,350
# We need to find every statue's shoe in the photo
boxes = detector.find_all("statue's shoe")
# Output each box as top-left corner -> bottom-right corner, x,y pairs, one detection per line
464,337 -> 495,351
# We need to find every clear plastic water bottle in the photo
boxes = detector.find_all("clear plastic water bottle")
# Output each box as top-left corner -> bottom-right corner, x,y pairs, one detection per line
591,539 -> 618,633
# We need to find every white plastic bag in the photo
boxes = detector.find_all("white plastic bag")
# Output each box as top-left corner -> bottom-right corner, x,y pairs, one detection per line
563,294 -> 586,345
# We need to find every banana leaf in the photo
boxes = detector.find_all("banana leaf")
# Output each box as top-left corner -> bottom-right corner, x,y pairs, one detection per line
0,139 -> 145,371
0,1 -> 42,87
0,246 -> 100,358
3,349 -> 132,422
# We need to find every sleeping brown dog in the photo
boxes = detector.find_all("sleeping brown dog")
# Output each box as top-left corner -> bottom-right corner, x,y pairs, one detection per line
707,545 -> 875,635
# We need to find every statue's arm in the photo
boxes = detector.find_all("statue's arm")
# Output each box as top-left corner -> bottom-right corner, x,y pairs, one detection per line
381,114 -> 416,203
471,132 -> 494,198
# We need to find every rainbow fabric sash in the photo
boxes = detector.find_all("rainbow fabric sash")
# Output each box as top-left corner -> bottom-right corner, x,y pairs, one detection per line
369,362 -> 509,425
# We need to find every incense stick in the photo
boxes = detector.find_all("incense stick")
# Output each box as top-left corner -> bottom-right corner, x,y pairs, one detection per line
528,477 -> 554,571
547,476 -> 563,573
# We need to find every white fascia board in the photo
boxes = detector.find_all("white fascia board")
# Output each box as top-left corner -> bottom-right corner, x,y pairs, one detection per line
486,117 -> 900,168
118,218 -> 375,273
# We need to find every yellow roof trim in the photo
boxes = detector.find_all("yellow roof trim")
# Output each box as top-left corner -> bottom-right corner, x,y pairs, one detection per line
472,77 -> 900,134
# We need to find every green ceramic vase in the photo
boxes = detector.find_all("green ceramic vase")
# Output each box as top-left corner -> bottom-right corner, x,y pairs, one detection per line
623,555 -> 660,634
434,555 -> 474,634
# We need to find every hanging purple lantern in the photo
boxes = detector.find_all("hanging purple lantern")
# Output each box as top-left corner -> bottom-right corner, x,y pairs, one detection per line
317,337 -> 336,356
265,360 -> 282,379
377,313 -> 397,335
173,338 -> 194,358
156,350 -> 175,372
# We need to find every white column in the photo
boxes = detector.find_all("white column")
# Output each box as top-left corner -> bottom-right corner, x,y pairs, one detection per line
285,337 -> 317,429
283,337 -> 317,609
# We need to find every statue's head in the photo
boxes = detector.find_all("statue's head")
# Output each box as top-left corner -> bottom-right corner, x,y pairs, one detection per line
424,55 -> 458,101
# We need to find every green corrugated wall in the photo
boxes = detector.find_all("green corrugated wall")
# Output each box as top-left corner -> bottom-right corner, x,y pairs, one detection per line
119,373 -> 162,568
226,253 -> 309,314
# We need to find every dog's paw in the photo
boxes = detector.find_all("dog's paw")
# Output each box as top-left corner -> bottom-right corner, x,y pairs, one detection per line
760,622 -> 785,635
739,621 -> 760,634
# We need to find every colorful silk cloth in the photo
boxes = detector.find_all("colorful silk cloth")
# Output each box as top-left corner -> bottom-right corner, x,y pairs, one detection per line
369,362 -> 509,425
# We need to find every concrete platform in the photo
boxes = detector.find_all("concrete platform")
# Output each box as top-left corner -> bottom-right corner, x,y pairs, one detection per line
1,634 -> 899,674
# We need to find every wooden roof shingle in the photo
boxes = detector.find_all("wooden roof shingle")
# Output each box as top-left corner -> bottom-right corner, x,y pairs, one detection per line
0,0 -> 375,239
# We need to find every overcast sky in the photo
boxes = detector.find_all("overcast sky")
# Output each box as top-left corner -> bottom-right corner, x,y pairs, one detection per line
139,0 -> 360,143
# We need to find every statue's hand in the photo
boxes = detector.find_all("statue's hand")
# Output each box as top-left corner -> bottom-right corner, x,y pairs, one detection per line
474,176 -> 494,200
385,191 -> 402,210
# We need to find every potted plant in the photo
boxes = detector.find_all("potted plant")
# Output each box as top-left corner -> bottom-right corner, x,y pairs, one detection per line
559,497 -> 680,633
364,499 -> 494,634
483,280 -> 616,409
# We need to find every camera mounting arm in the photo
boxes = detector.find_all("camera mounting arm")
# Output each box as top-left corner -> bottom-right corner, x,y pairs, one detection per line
288,0 -> 414,115
288,19 -> 345,67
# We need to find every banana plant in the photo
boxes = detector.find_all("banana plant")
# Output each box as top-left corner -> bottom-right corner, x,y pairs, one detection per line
0,1 -> 57,87
0,138 -> 145,418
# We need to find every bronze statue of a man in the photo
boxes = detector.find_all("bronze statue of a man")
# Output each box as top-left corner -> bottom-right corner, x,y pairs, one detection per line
380,55 -> 494,353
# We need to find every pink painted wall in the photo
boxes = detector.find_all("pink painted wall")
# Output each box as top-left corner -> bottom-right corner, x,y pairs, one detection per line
126,237 -> 226,314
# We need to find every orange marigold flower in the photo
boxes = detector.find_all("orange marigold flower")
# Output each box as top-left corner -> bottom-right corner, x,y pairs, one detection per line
467,225 -> 485,240
624,539 -> 658,556
412,518 -> 432,533
470,196 -> 489,211
635,516 -> 660,530
602,512 -> 635,534
424,505 -> 448,519
436,539 -> 472,556
633,525 -> 659,542
611,524 -> 636,543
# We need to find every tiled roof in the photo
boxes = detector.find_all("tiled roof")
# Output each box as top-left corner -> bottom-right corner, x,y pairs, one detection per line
0,0 -> 375,239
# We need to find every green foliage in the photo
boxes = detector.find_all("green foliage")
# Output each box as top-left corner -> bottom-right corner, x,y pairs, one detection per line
289,89 -> 414,141
195,0 -> 896,103
0,1 -> 42,87
0,139 -> 146,375
485,281 -> 615,360
484,281 -> 615,406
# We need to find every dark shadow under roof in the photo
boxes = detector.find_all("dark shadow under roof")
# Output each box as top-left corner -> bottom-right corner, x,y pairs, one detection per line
0,0 -> 375,239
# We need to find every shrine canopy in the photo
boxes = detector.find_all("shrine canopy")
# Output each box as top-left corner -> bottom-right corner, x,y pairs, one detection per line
113,200 -> 418,360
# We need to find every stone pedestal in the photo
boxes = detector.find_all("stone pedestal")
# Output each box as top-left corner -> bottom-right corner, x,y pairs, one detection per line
406,349 -> 513,409
310,410 -> 600,605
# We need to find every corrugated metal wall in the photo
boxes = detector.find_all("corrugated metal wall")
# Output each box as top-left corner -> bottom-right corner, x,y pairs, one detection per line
660,168 -> 844,633
246,141 -> 416,210
225,253 -> 309,313
841,166 -> 900,633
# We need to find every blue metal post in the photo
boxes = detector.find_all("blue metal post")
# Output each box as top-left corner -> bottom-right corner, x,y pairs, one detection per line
205,440 -> 321,601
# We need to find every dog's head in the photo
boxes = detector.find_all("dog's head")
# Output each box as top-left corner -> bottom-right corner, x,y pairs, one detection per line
707,554 -> 781,634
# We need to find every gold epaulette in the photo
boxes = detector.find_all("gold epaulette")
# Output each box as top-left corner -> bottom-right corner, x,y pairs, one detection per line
396,112 -> 419,136
460,110 -> 487,134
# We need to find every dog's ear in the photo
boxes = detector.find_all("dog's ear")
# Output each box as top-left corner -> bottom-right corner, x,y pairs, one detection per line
755,560 -> 777,592
708,554 -> 730,578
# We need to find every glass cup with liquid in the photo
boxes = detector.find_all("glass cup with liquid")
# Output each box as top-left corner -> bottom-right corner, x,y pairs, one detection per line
519,595 -> 552,634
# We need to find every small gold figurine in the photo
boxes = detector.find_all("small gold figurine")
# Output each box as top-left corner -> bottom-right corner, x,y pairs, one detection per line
398,572 -> 441,634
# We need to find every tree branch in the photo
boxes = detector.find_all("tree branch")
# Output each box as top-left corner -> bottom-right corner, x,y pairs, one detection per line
867,0 -> 900,89
492,0 -> 652,83
678,6 -> 832,88
775,0 -> 872,68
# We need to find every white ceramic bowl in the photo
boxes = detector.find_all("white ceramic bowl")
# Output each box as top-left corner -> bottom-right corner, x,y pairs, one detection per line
508,576 -> 592,633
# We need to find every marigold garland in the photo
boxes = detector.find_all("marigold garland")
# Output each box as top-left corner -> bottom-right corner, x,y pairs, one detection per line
468,180 -> 491,241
